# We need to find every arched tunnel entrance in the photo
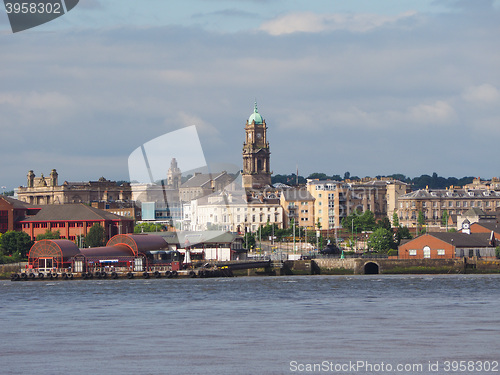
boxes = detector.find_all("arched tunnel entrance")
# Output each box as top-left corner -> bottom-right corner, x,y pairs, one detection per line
364,262 -> 379,275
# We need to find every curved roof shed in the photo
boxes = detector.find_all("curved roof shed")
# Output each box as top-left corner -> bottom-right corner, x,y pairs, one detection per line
79,245 -> 135,258
28,239 -> 82,267
106,234 -> 168,256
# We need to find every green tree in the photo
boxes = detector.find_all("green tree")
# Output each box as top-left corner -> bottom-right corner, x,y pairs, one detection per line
496,246 -> 500,259
394,225 -> 412,247
441,210 -> 449,227
134,222 -> 165,233
307,172 -> 329,180
36,229 -> 61,241
367,228 -> 393,253
376,217 -> 392,231
0,231 -> 33,258
417,211 -> 426,234
342,210 -> 376,233
85,224 -> 106,247
243,232 -> 256,249
392,211 -> 399,228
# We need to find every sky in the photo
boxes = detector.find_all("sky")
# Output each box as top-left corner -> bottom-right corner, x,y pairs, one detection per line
1,0 -> 500,191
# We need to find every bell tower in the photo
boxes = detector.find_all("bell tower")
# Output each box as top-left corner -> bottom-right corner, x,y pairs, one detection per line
242,102 -> 271,189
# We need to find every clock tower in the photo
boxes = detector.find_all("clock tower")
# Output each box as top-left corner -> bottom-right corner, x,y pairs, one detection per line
242,102 -> 271,189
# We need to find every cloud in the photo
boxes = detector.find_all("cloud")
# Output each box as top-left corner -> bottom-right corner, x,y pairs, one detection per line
259,11 -> 418,35
408,100 -> 456,124
462,84 -> 500,104
192,9 -> 259,19
0,91 -> 76,128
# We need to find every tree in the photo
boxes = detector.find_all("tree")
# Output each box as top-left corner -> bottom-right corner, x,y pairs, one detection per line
394,226 -> 412,246
243,232 -> 256,250
417,211 -> 426,234
441,210 -> 449,227
85,224 -> 106,247
36,229 -> 61,241
367,228 -> 393,253
307,172 -> 329,180
496,246 -> 500,259
392,211 -> 399,228
343,210 -> 376,233
134,222 -> 164,233
376,217 -> 392,231
0,231 -> 33,258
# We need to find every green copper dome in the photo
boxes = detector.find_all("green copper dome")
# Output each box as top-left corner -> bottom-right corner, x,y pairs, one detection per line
248,102 -> 263,124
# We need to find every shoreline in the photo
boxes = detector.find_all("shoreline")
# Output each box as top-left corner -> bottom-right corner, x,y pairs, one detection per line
4,258 -> 500,280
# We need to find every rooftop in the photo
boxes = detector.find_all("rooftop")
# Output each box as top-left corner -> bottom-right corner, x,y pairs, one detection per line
20,204 -> 130,222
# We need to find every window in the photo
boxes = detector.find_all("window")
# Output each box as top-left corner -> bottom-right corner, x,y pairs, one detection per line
423,246 -> 431,258
301,201 -> 307,206
409,250 -> 417,256
456,202 -> 460,207
437,249 -> 445,256
318,193 -> 322,198
318,209 -> 322,214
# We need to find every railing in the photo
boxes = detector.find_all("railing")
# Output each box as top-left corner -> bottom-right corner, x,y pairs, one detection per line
314,253 -> 389,259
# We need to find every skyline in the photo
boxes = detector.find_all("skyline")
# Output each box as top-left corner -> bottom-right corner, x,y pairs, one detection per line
1,0 -> 500,190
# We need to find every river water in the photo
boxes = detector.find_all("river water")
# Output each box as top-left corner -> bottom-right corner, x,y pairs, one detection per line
1,274 -> 499,375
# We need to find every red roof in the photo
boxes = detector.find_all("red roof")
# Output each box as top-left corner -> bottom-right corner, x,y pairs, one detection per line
106,234 -> 168,256
29,239 -> 81,260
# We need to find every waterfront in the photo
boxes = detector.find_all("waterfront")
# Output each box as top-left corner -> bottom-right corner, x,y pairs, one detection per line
1,275 -> 500,375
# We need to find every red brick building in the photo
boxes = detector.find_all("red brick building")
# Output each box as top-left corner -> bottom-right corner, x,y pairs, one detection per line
470,222 -> 500,238
0,196 -> 40,233
399,232 -> 496,259
19,204 -> 134,241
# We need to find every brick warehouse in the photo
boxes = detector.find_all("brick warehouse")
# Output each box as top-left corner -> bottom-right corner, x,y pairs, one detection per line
19,204 -> 134,241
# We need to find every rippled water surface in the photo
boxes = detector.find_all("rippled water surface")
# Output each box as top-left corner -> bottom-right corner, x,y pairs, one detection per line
1,275 -> 500,374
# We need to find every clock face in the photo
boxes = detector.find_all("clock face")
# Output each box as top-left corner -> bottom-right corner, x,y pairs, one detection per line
256,132 -> 262,139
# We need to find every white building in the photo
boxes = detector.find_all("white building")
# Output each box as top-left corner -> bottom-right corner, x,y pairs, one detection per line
188,191 -> 283,233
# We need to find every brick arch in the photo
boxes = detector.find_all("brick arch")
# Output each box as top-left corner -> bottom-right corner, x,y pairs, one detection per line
363,261 -> 380,274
